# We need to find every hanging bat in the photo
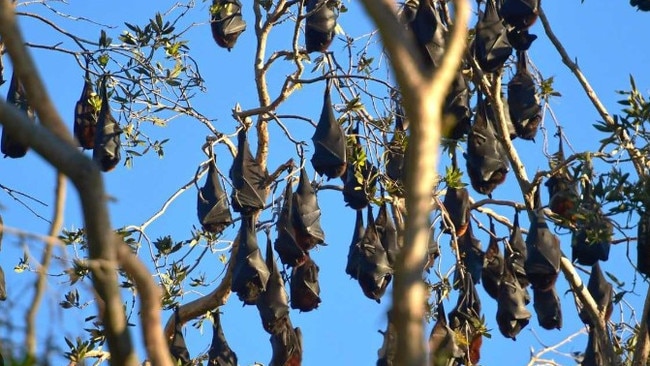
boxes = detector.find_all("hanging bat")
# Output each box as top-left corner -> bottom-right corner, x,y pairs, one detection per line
257,233 -> 290,334
409,0 -> 446,69
631,0 -> 650,10
448,275 -> 483,365
357,207 -> 393,303
500,0 -> 540,30
197,157 -> 233,235
311,85 -> 346,179
474,0 -> 513,73
230,129 -> 268,215
275,179 -> 307,267
169,307 -> 191,365
2,72 -> 34,158
507,28 -> 537,51
507,51 -> 541,141
210,0 -> 246,51
545,138 -> 578,225
507,211 -> 529,289
291,167 -> 325,251
231,216 -> 270,305
638,211 -> 650,277
456,223 -> 484,286
345,209 -> 365,279
571,182 -> 612,265
582,325 -> 620,366
343,131 -> 378,209
578,262 -> 613,326
385,109 -> 407,195
429,300 -> 464,366
496,254 -> 531,340
208,311 -> 238,366
465,96 -> 509,195
305,0 -> 338,53
269,320 -> 303,366
74,66 -> 97,150
92,77 -> 122,172
532,286 -> 562,330
441,185 -> 470,237
0,266 -> 6,301
524,192 -> 561,292
375,202 -> 399,267
290,255 -> 321,312
443,71 -> 471,140
482,219 -> 504,300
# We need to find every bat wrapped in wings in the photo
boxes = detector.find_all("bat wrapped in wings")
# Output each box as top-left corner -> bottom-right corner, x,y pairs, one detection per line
257,232 -> 290,334
448,275 -> 483,364
443,71 -> 471,140
482,219 -> 504,300
357,207 -> 393,303
507,51 -> 542,141
524,192 -> 561,291
343,126 -> 378,209
230,129 -> 268,215
507,211 -> 529,289
92,77 -> 122,172
533,286 -> 562,330
208,311 -> 238,366
169,307 -> 191,365
1,72 -> 34,158
274,178 -> 307,267
345,209 -> 364,279
305,0 -> 338,53
231,216 -> 270,305
500,0 -> 540,30
269,319 -> 303,366
496,253 -> 531,340
545,138 -> 578,225
291,167 -> 325,251
197,157 -> 233,235
375,202 -> 399,268
290,255 -> 321,312
409,0 -> 446,69
210,0 -> 246,50
441,185 -> 470,237
385,108 -> 407,196
74,66 -> 97,150
311,85 -> 346,179
429,299 -> 464,366
571,181 -> 612,265
474,0 -> 513,73
455,223 -> 484,286
578,262 -> 613,326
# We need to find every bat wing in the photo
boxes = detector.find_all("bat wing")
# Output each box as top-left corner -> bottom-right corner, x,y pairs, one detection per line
257,235 -> 290,334
269,321 -> 303,366
92,82 -> 122,172
571,226 -> 611,266
231,217 -> 270,305
456,224 -> 484,286
208,311 -> 238,366
2,72 -> 33,158
443,71 -> 471,140
291,168 -> 325,250
507,211 -> 529,288
290,256 -> 321,312
210,0 -> 246,50
274,179 -> 307,267
343,161 -> 378,209
533,287 -> 562,330
169,308 -> 191,365
500,0 -> 539,30
482,222 -> 503,300
442,186 -> 470,236
305,0 -> 338,52
579,262 -> 613,326
74,74 -> 97,150
409,0 -> 446,69
496,259 -> 531,340
230,130 -> 267,215
474,0 -> 513,73
429,301 -> 465,366
375,203 -> 399,267
198,159 -> 233,235
507,51 -> 541,140
311,87 -> 346,179
357,208 -> 393,303
524,210 -> 561,291
345,209 -> 365,279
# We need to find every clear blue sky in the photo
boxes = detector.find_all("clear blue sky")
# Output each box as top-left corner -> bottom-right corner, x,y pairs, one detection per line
1,0 -> 649,365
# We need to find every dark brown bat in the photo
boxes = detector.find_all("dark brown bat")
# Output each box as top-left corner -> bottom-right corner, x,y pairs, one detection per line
290,255 -> 321,312
343,137 -> 378,209
74,67 -> 97,150
305,0 -> 338,53
385,109 -> 407,196
269,319 -> 303,366
631,0 -> 650,10
482,220 -> 504,300
448,275 -> 483,364
311,86 -> 346,179
0,266 -> 6,301
409,0 -> 446,69
500,0 -> 540,30
571,182 -> 612,265
442,186 -> 470,237
474,0 -> 513,73
291,167 -> 325,251
532,286 -> 562,330
456,223 -> 484,286
210,0 -> 246,51
506,28 -> 537,51
257,233 -> 290,334
443,71 -> 471,140
429,300 -> 464,366
496,253 -> 531,340
507,211 -> 529,289
375,202 -> 399,267
169,307 -> 191,365
208,311 -> 238,366
197,158 -> 233,235
92,77 -> 122,172
507,51 -> 541,141
524,194 -> 561,291
230,129 -> 268,215
275,179 -> 307,268
638,211 -> 650,276
545,139 -> 578,225
231,216 -> 270,305
582,325 -> 620,366
465,96 -> 509,195
357,207 -> 393,303
345,209 -> 365,279
578,262 -> 613,326
2,72 -> 34,158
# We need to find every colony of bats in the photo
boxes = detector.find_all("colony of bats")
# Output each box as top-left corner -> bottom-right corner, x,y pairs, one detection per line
1,0 -> 645,365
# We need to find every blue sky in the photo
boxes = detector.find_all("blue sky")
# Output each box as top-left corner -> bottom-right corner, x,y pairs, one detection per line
1,0 -> 649,365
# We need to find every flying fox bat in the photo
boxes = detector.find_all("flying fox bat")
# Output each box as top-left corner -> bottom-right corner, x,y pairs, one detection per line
456,223 -> 484,286
208,311 -> 238,366
92,77 -> 122,172
443,71 -> 472,140
429,300 -> 465,366
507,28 -> 537,51
275,179 -> 307,267
345,209 -> 365,279
507,51 -> 541,141
169,308 -> 191,365
291,167 -> 325,251
375,202 -> 399,267
482,220 -> 504,300
496,255 -> 531,340
343,145 -> 378,210
197,158 -> 233,235
631,0 -> 650,10
0,266 -> 6,301
409,0 -> 446,69
230,129 -> 268,215
448,275 -> 483,365
290,255 -> 321,312
210,0 -> 246,50
500,0 -> 540,30
524,194 -> 561,291
305,0 -> 338,53
638,212 -> 650,277
74,67 -> 97,150
231,216 -> 270,305
571,182 -> 612,265
583,325 -> 620,366
257,233 -> 290,334
533,286 -> 562,330
442,185 -> 470,237
269,320 -> 303,366
465,96 -> 509,195
545,139 -> 578,225
507,211 -> 529,289
474,0 -> 513,73
311,86 -> 346,179
2,72 -> 34,158
357,207 -> 393,303
578,262 -> 613,326
385,109 -> 407,195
